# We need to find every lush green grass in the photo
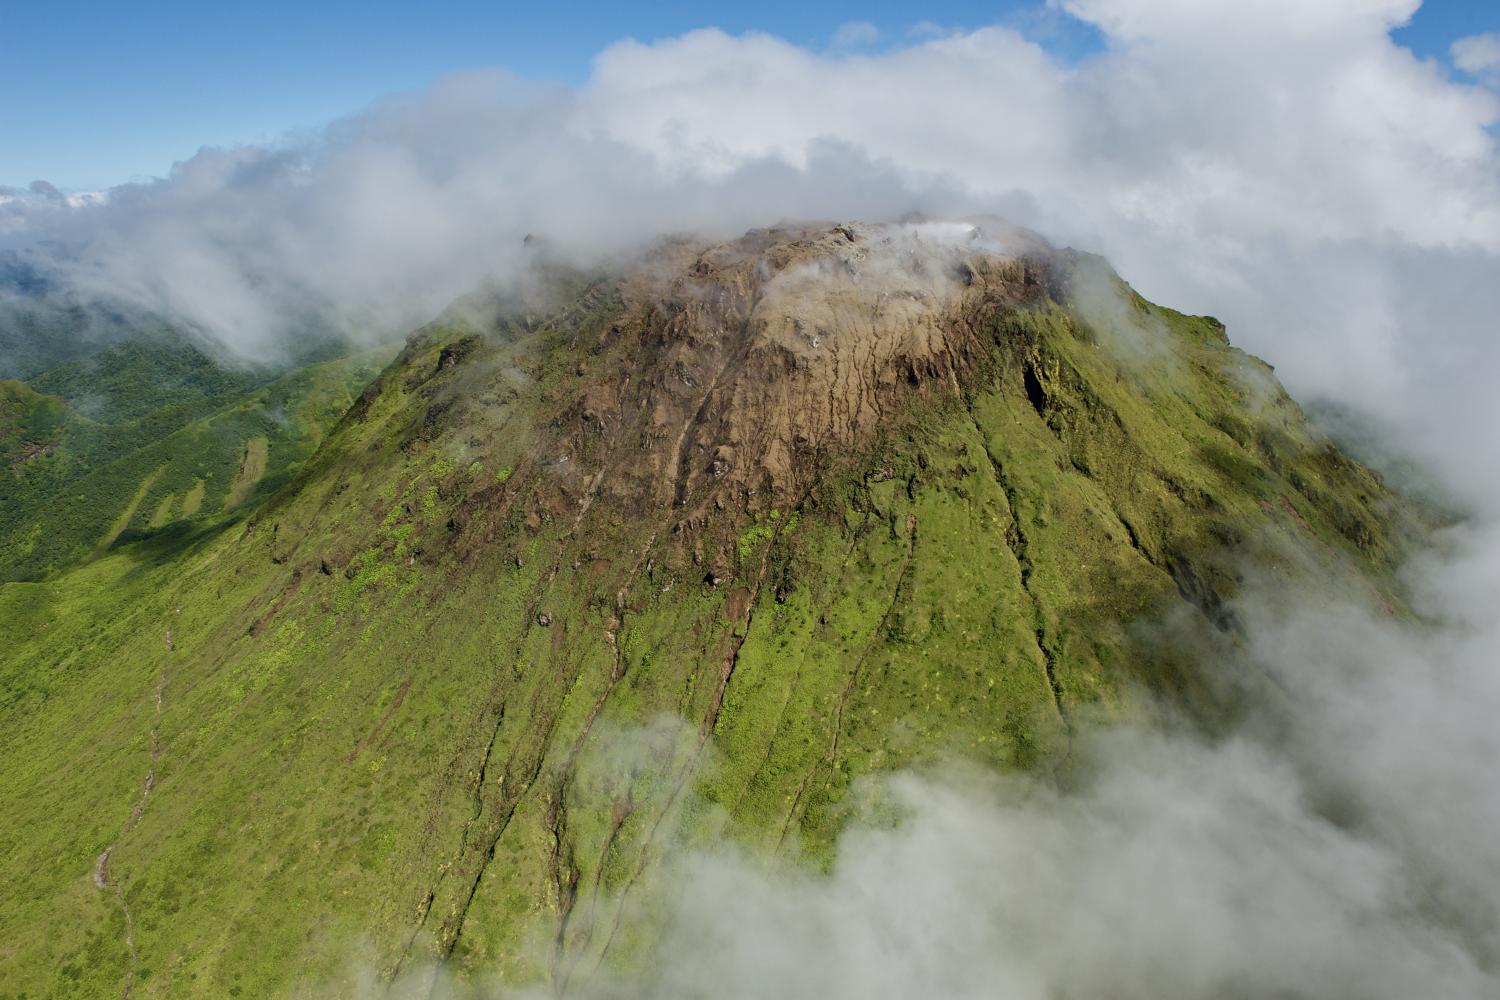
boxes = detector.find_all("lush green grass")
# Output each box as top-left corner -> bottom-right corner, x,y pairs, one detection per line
0,267 -> 1409,998
26,337 -> 262,424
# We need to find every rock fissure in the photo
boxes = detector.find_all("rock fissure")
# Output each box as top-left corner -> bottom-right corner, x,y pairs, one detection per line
778,512 -> 917,850
544,532 -> 660,988
963,401 -> 1072,741
582,533 -> 781,983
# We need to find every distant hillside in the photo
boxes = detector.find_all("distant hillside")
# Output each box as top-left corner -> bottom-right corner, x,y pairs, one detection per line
0,336 -> 394,581
0,252 -> 138,378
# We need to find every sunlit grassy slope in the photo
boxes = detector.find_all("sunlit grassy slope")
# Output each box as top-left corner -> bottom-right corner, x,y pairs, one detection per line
0,246 -> 1406,998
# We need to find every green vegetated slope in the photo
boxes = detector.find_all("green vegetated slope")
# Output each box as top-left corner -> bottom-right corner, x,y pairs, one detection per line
0,379 -> 69,464
0,337 -> 395,581
0,224 -> 1408,998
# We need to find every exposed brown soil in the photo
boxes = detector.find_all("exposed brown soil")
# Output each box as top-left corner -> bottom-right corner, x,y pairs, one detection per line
6,438 -> 58,468
553,221 -> 1063,517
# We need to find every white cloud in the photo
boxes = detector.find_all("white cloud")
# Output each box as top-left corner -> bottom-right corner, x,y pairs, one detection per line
604,730 -> 1496,999
1057,0 -> 1422,41
830,20 -> 879,51
1453,32 -> 1500,87
471,520 -> 1500,999
906,20 -> 948,40
2,2 -> 1495,580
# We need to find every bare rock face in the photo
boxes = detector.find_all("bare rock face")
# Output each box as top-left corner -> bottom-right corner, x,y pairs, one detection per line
566,221 -> 1062,515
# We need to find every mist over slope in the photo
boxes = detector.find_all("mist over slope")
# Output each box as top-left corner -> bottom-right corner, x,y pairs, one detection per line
2,0 -> 1499,997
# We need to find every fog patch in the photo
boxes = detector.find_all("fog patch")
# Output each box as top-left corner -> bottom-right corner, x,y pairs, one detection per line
1065,251 -> 1179,370
601,741 -> 1488,1000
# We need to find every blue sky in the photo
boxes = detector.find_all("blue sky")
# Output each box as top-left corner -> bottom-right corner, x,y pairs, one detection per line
1,0 -> 1494,191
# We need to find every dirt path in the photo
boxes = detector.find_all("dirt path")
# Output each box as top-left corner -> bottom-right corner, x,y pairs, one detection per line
93,624 -> 171,999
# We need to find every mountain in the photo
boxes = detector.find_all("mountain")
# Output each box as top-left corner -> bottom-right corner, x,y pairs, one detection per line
0,221 -> 1409,998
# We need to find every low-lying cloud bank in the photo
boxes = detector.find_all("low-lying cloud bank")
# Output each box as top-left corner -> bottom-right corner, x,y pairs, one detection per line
572,522 -> 1500,1000
8,1 -> 1500,995
398,520 -> 1498,999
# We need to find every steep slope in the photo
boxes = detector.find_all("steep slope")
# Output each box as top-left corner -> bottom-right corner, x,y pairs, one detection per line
0,222 -> 1407,998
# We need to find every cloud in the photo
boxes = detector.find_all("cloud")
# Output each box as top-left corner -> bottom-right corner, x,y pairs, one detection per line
1453,32 -> 1500,87
502,525 -> 1500,999
607,734 -> 1494,999
906,20 -> 948,40
830,20 -> 879,51
1057,0 -> 1422,41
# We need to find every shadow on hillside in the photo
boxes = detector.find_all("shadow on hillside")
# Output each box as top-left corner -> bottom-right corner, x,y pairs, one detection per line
109,513 -> 244,576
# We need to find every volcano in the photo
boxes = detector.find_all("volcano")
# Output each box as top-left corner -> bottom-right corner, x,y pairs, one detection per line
0,221 -> 1408,997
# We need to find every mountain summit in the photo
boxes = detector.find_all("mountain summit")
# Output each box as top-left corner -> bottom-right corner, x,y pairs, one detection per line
0,221 -> 1405,996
